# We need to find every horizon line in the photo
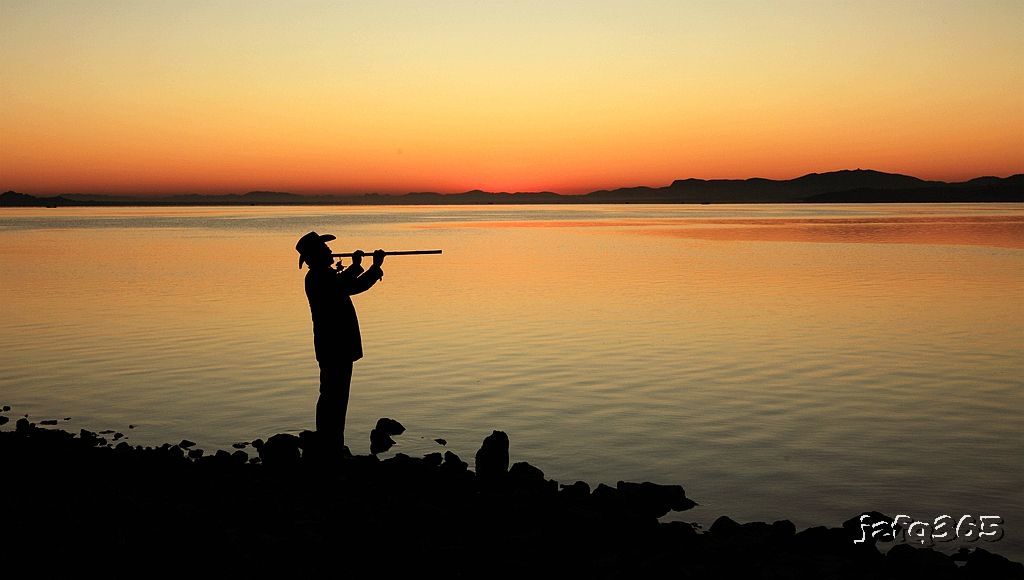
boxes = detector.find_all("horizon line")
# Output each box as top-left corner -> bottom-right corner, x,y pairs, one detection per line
6,168 -> 1024,199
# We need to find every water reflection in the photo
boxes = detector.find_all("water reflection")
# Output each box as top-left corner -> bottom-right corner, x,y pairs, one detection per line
416,214 -> 1024,249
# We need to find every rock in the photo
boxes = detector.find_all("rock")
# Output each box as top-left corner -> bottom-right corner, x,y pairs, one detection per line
964,547 -> 1024,578
559,480 -> 591,499
232,442 -> 248,449
664,520 -> 700,538
179,439 -> 196,448
188,449 -> 204,459
615,481 -> 697,517
1,405 -> 9,412
76,428 -> 101,442
40,419 -> 58,425
423,452 -> 443,467
441,451 -> 468,473
474,430 -> 509,483
434,438 -> 447,446
299,430 -> 345,464
509,461 -> 545,483
115,442 -> 131,452
99,430 -> 115,434
128,425 -> 135,429
0,416 -> 8,426
509,461 -> 555,495
64,417 -> 71,421
374,418 -> 406,436
113,432 -> 124,441
771,519 -> 796,538
260,433 -> 301,467
251,438 -> 264,450
298,430 -> 317,449
16,418 -> 31,432
592,482 -> 617,501
886,545 -> 957,577
231,450 -> 248,464
369,429 -> 396,455
709,516 -> 742,537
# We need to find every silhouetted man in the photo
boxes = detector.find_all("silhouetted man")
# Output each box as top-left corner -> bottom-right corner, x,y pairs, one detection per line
296,231 -> 385,450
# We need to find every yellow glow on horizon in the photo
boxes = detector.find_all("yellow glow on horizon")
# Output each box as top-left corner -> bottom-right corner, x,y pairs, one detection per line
1,0 -> 1022,195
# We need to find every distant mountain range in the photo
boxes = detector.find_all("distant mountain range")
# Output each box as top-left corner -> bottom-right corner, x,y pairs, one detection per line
3,170 -> 1021,206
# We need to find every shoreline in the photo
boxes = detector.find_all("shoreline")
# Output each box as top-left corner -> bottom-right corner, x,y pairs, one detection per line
2,413 -> 1020,577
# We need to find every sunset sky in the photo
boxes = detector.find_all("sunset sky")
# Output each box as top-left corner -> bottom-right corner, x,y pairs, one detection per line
1,0 -> 1022,195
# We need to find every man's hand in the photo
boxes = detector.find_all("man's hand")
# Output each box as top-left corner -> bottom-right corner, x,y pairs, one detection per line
372,249 -> 386,267
350,249 -> 364,267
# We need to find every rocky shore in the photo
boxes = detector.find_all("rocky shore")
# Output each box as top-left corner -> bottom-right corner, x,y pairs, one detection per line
2,412 -> 1021,578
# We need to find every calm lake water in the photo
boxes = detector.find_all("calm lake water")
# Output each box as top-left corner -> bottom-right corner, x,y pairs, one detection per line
1,204 -> 1022,557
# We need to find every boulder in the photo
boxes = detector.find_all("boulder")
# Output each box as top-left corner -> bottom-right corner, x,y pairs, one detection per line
79,429 -> 99,446
375,418 -> 406,436
441,451 -> 468,474
474,430 -> 509,483
615,481 -> 697,517
559,480 -> 591,500
886,545 -> 957,578
963,547 -> 1024,578
771,519 -> 796,539
709,516 -> 742,537
369,429 -> 396,455
423,452 -> 443,467
508,461 -> 555,495
259,433 -> 301,467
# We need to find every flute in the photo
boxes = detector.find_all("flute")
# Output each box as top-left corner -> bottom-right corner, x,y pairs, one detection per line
331,250 -> 442,258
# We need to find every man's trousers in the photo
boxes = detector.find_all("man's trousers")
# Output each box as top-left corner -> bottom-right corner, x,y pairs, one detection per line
316,360 -> 354,448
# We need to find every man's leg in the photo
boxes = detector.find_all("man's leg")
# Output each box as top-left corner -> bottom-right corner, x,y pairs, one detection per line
317,360 -> 354,448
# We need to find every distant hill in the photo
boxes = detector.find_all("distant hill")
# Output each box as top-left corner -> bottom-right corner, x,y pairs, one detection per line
3,170 -> 1022,206
804,174 -> 1024,203
1,191 -> 84,207
586,169 -> 945,203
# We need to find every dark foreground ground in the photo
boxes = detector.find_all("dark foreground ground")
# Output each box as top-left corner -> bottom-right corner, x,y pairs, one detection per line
1,413 -> 1021,578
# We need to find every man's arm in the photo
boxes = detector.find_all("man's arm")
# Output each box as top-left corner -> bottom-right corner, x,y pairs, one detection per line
337,249 -> 385,296
337,250 -> 365,280
346,264 -> 383,296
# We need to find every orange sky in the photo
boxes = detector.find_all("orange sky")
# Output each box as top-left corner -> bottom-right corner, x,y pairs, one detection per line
1,1 -> 1022,195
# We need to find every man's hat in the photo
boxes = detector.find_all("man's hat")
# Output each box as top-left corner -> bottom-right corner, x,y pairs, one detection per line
295,231 -> 336,269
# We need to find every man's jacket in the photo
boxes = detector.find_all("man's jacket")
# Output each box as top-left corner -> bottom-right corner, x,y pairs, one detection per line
304,263 -> 383,362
